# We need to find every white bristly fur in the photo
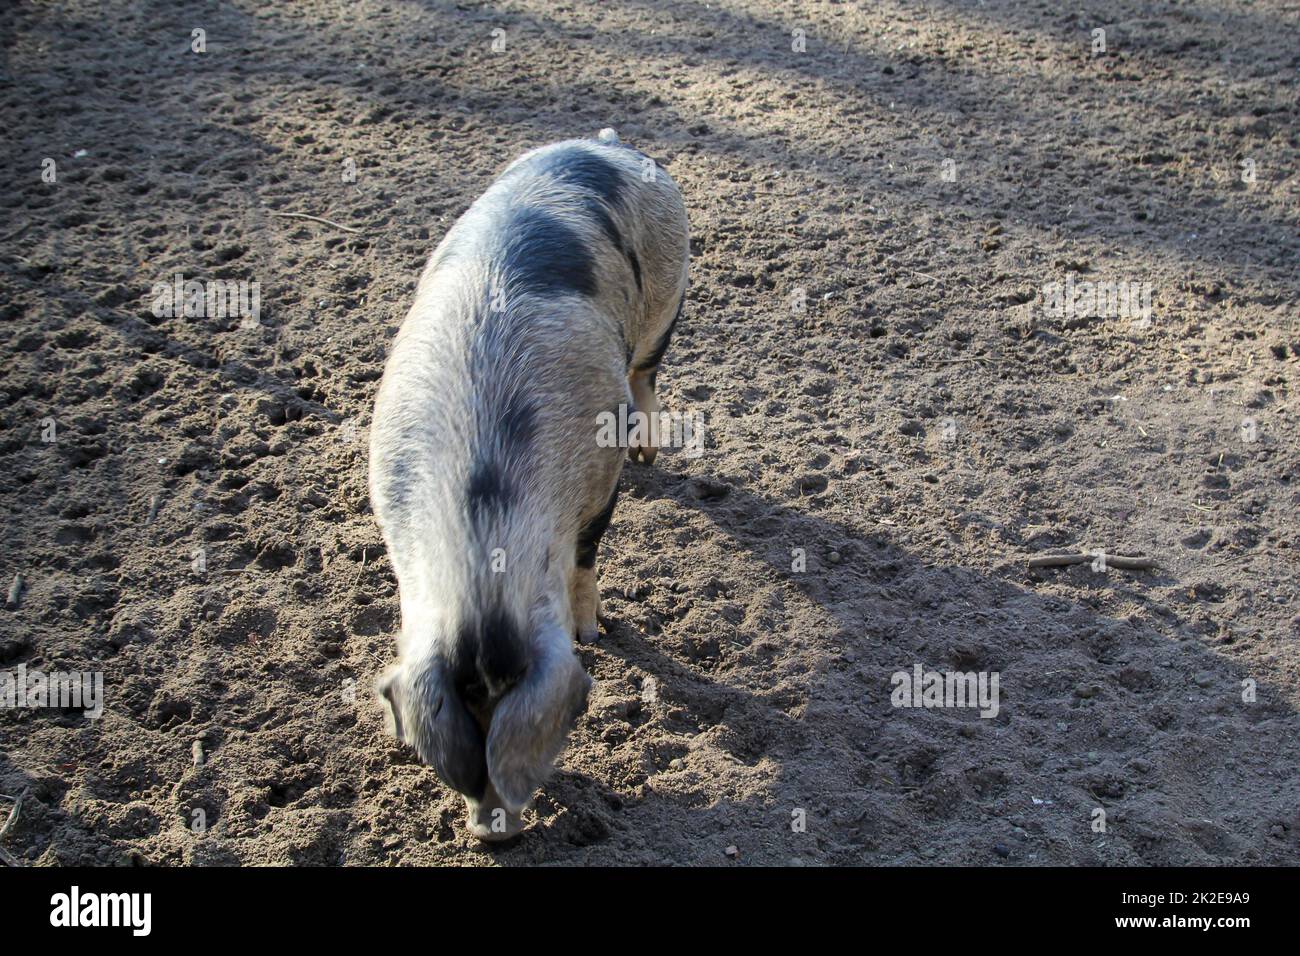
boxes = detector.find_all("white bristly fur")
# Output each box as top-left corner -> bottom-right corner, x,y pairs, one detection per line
369,135 -> 688,838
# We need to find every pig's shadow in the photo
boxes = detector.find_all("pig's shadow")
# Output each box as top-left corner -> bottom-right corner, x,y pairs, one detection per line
487,457 -> 1296,863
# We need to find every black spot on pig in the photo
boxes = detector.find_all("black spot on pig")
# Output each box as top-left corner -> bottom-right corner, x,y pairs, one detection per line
376,450 -> 421,515
499,395 -> 538,450
628,250 -> 643,292
536,147 -> 626,212
635,295 -> 683,374
575,484 -> 619,569
499,207 -> 596,298
535,147 -> 646,293
457,604 -> 527,701
466,458 -> 513,522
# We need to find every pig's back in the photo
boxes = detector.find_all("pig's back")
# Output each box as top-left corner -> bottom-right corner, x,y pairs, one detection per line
369,138 -> 684,630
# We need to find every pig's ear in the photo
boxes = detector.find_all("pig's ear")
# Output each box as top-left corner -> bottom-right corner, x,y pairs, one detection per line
380,661 -> 489,801
485,629 -> 592,812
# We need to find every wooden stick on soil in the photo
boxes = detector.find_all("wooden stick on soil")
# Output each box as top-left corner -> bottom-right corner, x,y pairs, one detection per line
0,788 -> 29,867
1028,553 -> 1156,571
270,211 -> 366,234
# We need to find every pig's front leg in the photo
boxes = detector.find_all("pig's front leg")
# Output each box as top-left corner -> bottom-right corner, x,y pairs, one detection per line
571,483 -> 619,644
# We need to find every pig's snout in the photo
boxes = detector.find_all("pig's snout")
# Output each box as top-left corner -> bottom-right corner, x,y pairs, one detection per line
465,781 -> 523,842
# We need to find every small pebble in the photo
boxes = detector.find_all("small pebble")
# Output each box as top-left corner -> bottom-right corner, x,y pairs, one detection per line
827,551 -> 841,564
724,845 -> 739,858
992,843 -> 1010,859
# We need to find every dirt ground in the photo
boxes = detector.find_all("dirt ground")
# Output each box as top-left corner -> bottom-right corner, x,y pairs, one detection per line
1,0 -> 1297,866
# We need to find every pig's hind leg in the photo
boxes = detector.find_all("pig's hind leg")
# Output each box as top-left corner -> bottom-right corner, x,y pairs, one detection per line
627,295 -> 683,466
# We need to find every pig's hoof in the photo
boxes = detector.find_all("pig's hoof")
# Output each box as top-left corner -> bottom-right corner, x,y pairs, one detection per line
628,444 -> 658,465
466,797 -> 522,842
577,623 -> 600,645
469,819 -> 520,842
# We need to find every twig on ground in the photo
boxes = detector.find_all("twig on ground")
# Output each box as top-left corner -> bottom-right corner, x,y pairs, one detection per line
1027,553 -> 1156,571
0,788 -> 29,866
270,211 -> 365,234
0,788 -> 28,840
5,572 -> 22,609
